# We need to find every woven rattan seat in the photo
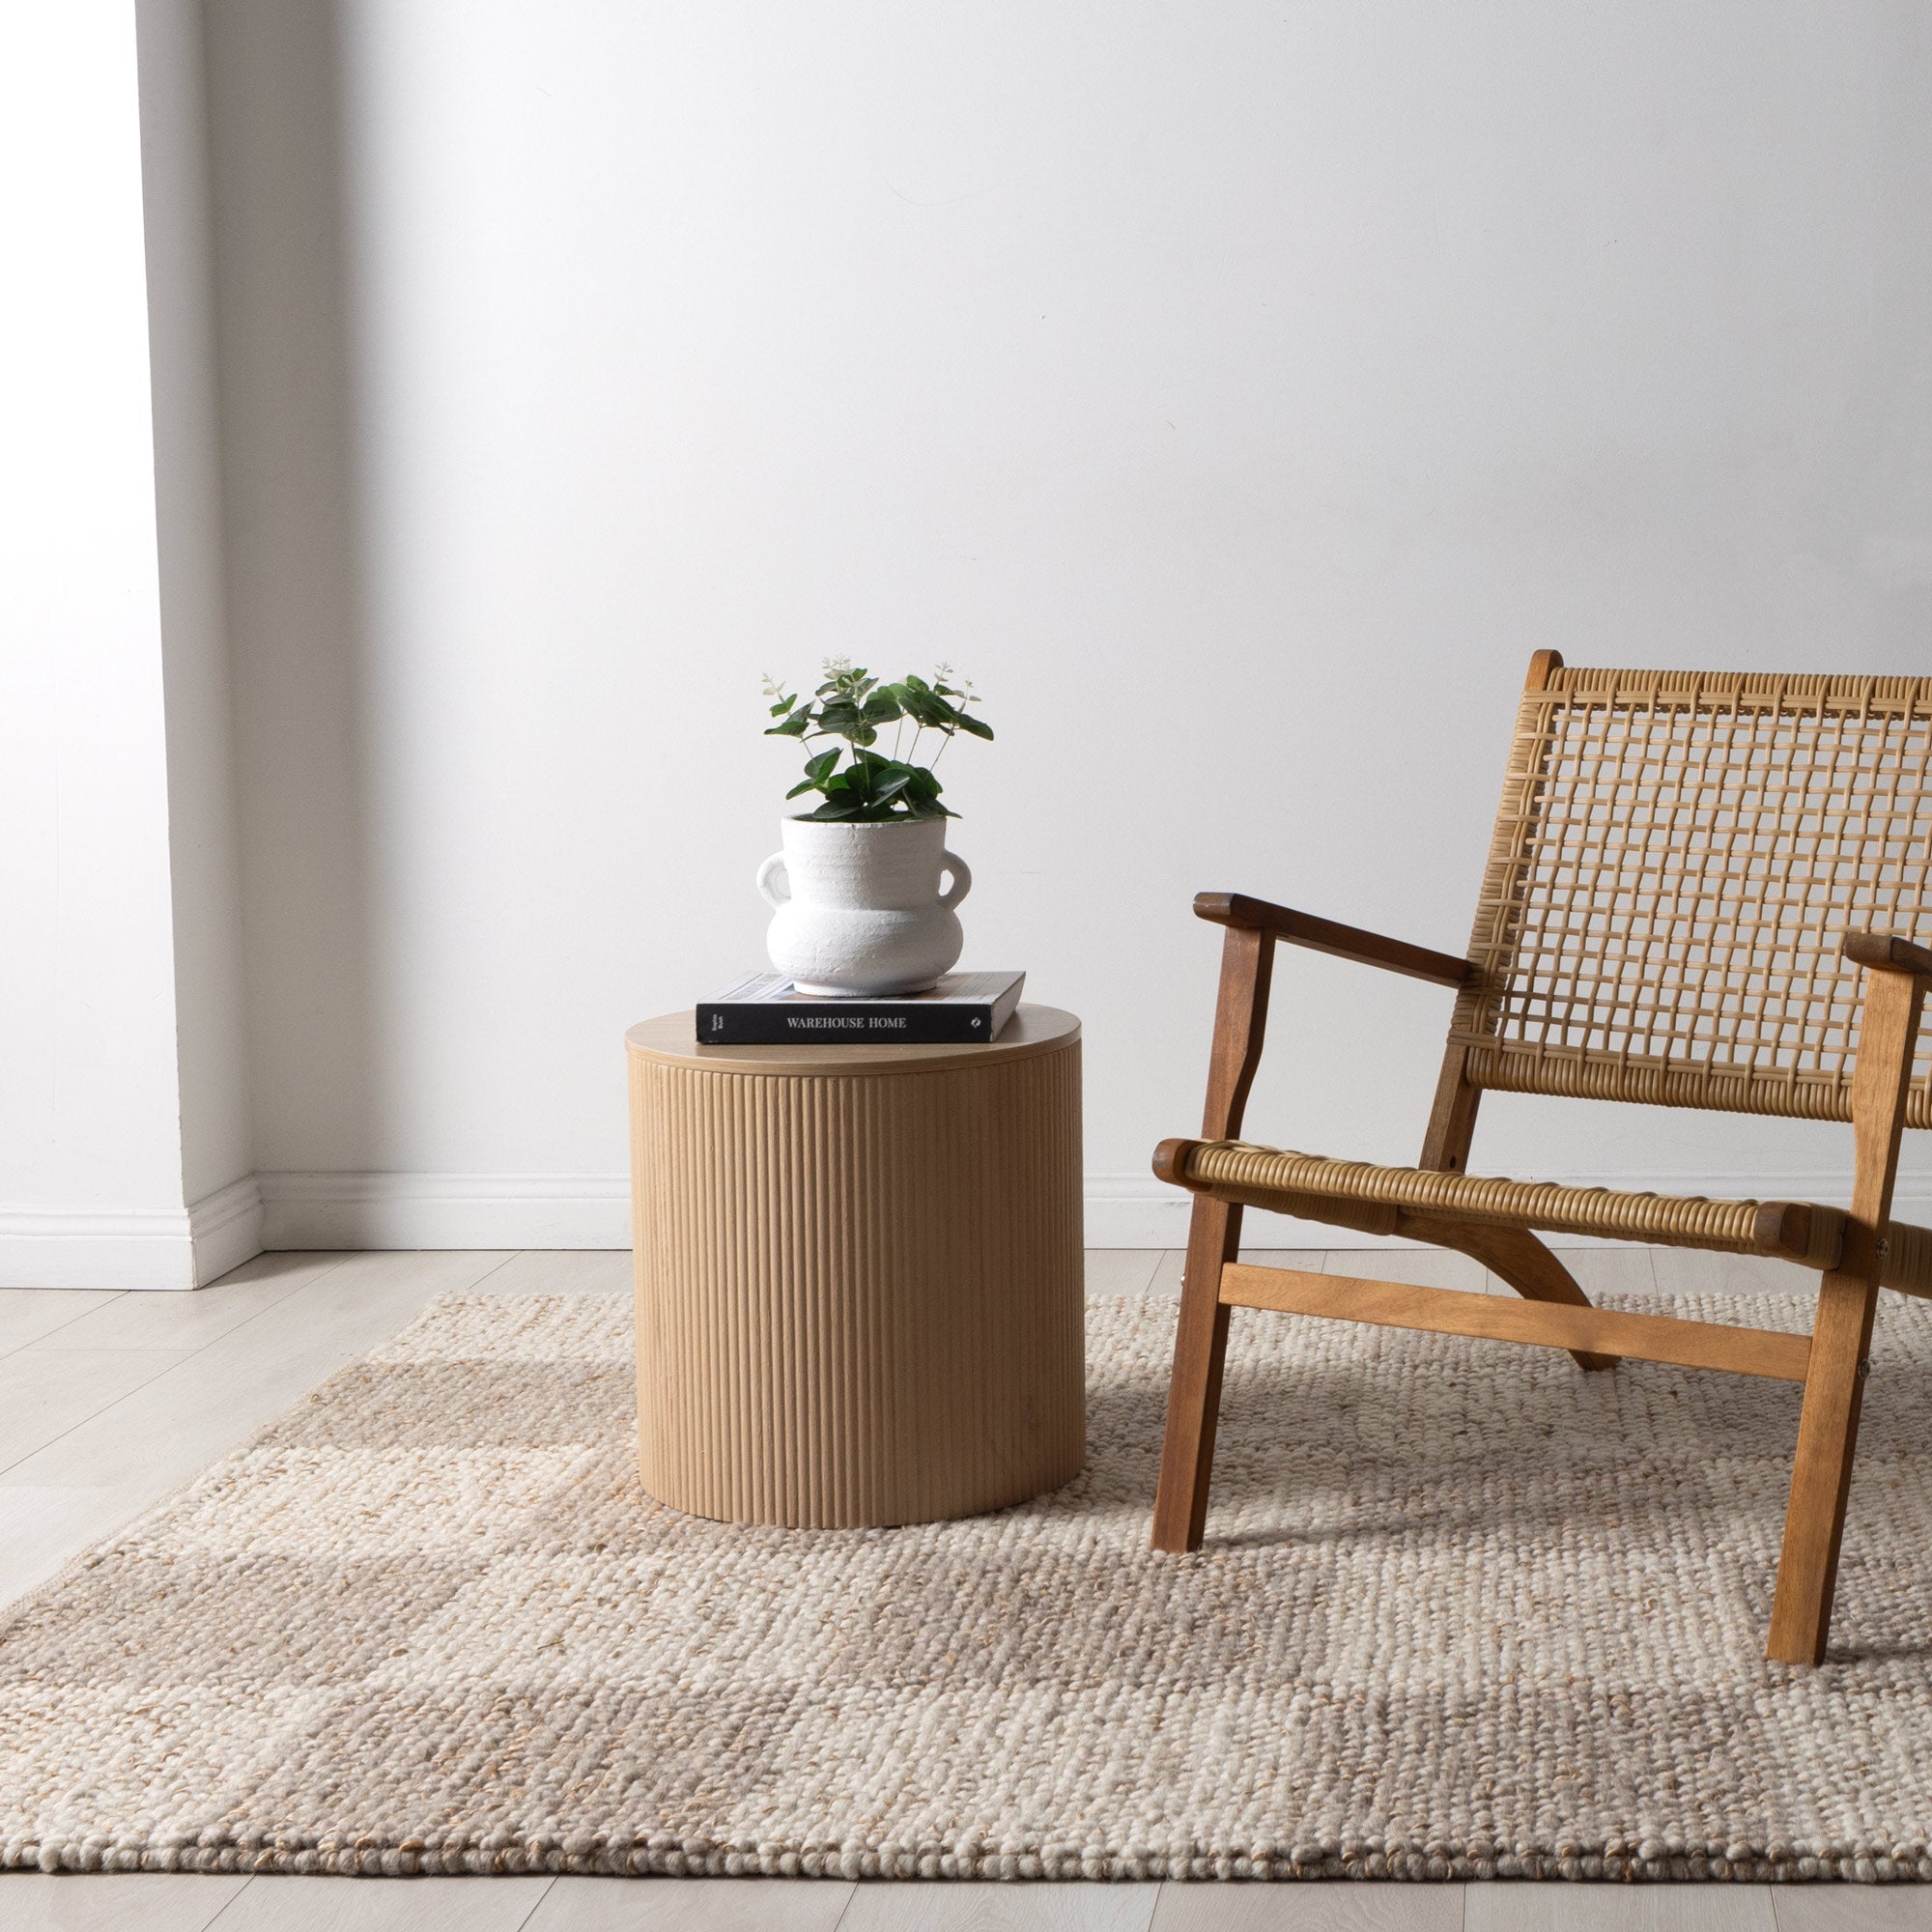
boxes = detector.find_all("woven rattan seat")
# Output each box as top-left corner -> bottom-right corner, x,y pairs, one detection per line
1164,1140 -> 1851,1272
1151,653 -> 1932,1666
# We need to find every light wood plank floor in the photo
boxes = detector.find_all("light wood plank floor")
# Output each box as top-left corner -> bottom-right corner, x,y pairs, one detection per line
0,1245 -> 1918,1931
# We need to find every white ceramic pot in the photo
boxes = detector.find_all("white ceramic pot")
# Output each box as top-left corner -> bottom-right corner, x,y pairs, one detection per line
756,816 -> 972,996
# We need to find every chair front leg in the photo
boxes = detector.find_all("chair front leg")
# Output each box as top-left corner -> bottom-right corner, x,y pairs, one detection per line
1151,922 -> 1274,1553
1768,963 -> 1925,1665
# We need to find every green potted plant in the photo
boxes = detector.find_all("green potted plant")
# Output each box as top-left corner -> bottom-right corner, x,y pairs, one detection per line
756,661 -> 992,995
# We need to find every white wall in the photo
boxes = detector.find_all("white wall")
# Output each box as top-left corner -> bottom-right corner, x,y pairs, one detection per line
0,7 -> 193,1287
139,0 -> 259,1274
0,3 -> 256,1289
188,0 -> 1932,1247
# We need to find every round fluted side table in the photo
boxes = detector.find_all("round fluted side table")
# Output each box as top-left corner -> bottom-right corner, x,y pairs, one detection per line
626,1006 -> 1084,1528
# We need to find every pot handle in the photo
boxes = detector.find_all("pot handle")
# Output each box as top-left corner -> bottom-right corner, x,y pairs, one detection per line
939,850 -> 972,910
756,852 -> 790,908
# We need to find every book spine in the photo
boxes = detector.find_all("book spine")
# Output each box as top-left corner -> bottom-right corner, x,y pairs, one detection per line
696,1005 -> 996,1045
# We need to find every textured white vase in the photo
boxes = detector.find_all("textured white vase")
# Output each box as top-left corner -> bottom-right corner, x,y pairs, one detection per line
756,817 -> 971,996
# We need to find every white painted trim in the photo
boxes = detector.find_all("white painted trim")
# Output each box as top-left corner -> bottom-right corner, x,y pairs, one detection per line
1085,1176 -> 1223,1248
0,1173 -> 264,1290
0,1204 -> 196,1290
258,1171 -> 633,1251
253,1167 -> 1932,1252
15,1166 -> 1926,1285
188,1173 -> 263,1283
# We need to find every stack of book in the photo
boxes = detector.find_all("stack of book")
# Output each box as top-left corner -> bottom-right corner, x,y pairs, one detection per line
696,971 -> 1024,1045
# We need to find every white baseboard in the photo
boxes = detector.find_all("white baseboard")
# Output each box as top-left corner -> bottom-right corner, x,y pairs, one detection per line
0,1204 -> 196,1290
0,1175 -> 265,1291
16,1168 -> 1929,1281
259,1171 -> 1185,1252
189,1174 -> 263,1283
258,1171 -> 1195,1252
256,1168 -> 1932,1252
1083,1177 -> 1208,1248
258,1171 -> 632,1251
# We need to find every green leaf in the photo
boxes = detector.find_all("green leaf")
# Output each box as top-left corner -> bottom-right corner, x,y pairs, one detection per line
815,705 -> 868,743
769,667 -> 985,811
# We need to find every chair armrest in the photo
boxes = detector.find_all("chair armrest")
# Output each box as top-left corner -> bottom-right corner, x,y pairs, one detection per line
1843,930 -> 1932,977
1194,892 -> 1473,988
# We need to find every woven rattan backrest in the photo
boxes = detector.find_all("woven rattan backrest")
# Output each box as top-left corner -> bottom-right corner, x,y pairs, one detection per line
1446,664 -> 1932,1126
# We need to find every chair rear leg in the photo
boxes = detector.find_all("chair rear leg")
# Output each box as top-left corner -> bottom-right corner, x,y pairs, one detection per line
1151,1194 -> 1242,1551
1767,1271 -> 1882,1665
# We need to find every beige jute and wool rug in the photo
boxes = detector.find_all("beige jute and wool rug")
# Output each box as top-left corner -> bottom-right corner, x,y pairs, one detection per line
5,1287 -> 1932,1884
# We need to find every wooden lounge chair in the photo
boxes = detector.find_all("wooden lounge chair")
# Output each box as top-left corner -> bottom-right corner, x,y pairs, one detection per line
1151,652 -> 1932,1665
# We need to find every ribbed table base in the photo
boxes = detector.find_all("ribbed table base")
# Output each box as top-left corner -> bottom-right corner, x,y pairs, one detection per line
627,1010 -> 1084,1527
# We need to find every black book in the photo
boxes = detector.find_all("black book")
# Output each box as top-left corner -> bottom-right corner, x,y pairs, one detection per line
696,971 -> 1025,1045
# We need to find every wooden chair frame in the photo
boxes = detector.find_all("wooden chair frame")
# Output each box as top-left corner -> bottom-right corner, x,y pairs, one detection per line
1151,651 -> 1932,1666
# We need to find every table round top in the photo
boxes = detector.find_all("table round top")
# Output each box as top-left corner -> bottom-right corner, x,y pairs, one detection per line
626,1003 -> 1079,1075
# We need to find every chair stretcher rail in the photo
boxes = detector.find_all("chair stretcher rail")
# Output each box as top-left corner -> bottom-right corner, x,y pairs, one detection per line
1217,1264 -> 1812,1382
